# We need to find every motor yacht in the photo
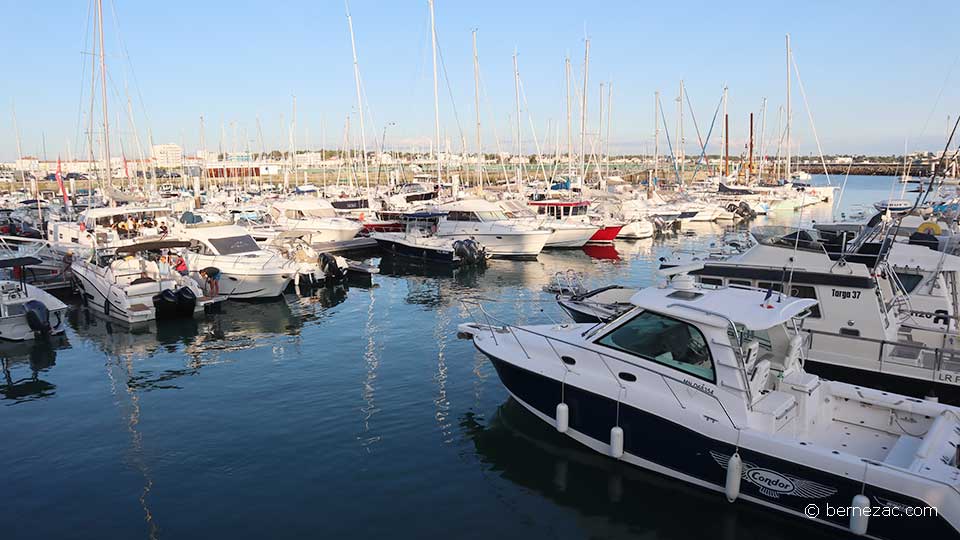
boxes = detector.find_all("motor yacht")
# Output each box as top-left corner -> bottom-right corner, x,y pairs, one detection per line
460,267 -> 960,539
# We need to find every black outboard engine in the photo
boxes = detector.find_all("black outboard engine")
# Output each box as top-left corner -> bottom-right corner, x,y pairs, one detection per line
176,286 -> 198,317
153,289 -> 179,319
24,300 -> 51,335
453,239 -> 485,265
319,253 -> 345,282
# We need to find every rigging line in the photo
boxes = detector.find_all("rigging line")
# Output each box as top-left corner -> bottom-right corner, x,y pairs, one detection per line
790,53 -> 831,186
686,94 -> 724,182
478,67 -> 511,181
656,94 -> 682,183
683,89 -> 706,152
108,0 -> 150,126
517,75 -> 549,182
432,27 -> 466,154
74,0 -> 96,158
916,53 -> 960,143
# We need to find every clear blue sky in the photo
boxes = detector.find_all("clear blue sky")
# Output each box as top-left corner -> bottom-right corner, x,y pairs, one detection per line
2,0 -> 959,161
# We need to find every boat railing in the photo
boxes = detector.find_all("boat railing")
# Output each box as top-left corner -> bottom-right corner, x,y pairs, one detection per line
804,327 -> 960,378
459,298 -> 742,430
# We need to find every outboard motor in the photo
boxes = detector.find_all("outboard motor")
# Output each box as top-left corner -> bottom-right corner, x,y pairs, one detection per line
24,300 -> 51,336
153,289 -> 179,319
176,286 -> 198,317
453,239 -> 485,265
319,253 -> 345,281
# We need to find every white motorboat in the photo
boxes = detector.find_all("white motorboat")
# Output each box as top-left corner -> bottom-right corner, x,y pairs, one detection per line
460,267 -> 960,539
267,199 -> 364,244
0,256 -> 68,341
617,219 -> 654,240
432,199 -> 550,259
497,199 -> 599,248
72,240 -> 217,325
179,225 -> 295,299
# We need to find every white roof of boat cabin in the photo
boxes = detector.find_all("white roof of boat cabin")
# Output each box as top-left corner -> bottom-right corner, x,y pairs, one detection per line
629,283 -> 818,331
270,199 -> 334,210
180,224 -> 252,240
438,199 -> 502,212
82,206 -> 172,218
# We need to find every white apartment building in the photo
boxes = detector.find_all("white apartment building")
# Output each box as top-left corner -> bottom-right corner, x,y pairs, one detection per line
152,143 -> 183,168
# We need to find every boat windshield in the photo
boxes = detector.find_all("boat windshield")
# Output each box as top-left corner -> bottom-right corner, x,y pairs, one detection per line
751,226 -> 827,252
209,235 -> 261,255
476,211 -> 508,221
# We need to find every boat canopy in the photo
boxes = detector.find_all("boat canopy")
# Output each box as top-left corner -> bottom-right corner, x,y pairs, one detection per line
0,256 -> 42,268
115,240 -> 192,254
629,283 -> 818,331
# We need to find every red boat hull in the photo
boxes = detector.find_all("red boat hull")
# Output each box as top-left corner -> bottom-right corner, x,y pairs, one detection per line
362,221 -> 404,233
587,225 -> 623,244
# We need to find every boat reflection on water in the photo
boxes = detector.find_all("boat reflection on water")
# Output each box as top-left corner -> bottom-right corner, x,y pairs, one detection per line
462,399 -> 836,540
580,244 -> 621,261
0,335 -> 71,402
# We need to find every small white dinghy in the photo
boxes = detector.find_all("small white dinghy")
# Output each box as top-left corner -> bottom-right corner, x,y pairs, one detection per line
0,256 -> 68,341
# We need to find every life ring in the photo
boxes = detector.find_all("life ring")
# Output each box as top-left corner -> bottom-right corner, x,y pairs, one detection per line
917,221 -> 942,236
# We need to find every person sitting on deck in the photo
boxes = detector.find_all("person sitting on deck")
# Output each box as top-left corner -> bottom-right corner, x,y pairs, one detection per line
174,255 -> 188,276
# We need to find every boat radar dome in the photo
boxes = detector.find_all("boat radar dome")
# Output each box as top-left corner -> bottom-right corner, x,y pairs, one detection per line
656,263 -> 704,290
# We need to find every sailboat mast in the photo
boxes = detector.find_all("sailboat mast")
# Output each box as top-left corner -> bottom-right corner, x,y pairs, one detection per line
429,0 -> 441,188
653,91 -> 659,182
758,97 -> 767,183
786,33 -> 792,181
678,80 -> 684,177
513,51 -> 522,187
346,3 -> 370,192
11,104 -> 25,193
565,57 -> 573,176
97,0 -> 111,190
472,30 -> 482,189
605,81 -> 612,177
579,39 -> 590,180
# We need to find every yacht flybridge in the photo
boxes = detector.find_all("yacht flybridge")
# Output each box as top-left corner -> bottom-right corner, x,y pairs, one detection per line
460,267 -> 960,539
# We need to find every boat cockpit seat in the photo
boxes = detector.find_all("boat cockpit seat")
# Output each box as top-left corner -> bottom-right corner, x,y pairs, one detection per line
782,334 -> 805,376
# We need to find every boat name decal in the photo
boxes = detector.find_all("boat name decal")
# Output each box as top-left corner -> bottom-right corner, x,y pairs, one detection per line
831,289 -> 861,300
683,379 -> 714,396
710,451 -> 838,499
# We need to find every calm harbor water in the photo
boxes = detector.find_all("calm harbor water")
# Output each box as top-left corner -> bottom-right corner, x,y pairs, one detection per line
2,176 -> 904,539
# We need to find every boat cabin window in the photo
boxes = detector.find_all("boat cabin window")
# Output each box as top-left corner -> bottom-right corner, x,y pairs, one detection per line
700,277 -> 722,287
208,235 -> 260,255
596,311 -> 715,382
475,211 -> 508,221
895,272 -> 923,294
786,284 -> 821,318
728,279 -> 751,288
447,211 -> 480,222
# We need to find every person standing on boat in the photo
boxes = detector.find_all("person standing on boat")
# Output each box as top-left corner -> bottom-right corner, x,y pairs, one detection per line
174,254 -> 188,276
200,267 -> 220,297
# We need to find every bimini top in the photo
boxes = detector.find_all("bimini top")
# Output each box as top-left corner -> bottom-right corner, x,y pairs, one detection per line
82,206 -> 172,219
271,199 -> 334,210
0,256 -> 42,268
629,280 -> 817,331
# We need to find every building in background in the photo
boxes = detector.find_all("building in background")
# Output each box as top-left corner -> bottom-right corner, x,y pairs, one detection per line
152,144 -> 183,168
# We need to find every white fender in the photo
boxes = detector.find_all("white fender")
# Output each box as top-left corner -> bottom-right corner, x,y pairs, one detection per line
610,426 -> 624,458
850,494 -> 870,535
555,403 -> 569,433
725,452 -> 742,502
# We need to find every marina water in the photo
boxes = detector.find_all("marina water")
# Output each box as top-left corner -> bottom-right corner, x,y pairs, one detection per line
1,176 -> 900,539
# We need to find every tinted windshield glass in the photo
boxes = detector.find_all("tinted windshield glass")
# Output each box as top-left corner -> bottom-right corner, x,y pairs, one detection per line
475,211 -> 508,221
209,235 -> 260,255
597,310 -> 715,382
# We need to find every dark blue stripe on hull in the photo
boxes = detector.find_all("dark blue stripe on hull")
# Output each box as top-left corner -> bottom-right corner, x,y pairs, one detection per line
482,352 -> 954,539
375,239 -> 458,265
